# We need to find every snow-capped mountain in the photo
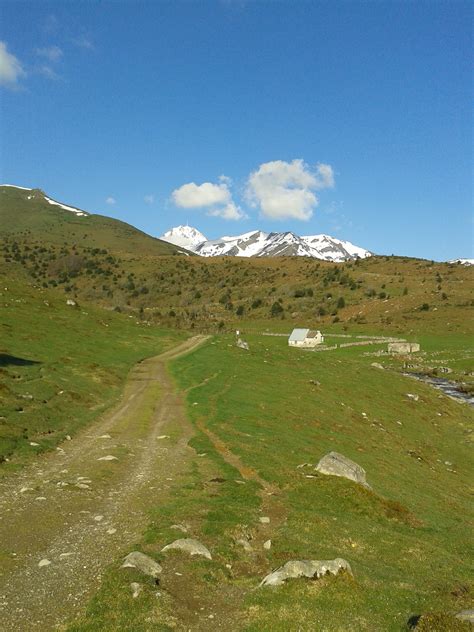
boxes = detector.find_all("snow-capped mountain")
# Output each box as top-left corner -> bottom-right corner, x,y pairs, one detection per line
448,258 -> 474,266
161,226 -> 372,261
160,225 -> 208,251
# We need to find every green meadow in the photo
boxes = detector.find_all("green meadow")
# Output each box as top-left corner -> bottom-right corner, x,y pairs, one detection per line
70,332 -> 473,631
0,265 -> 185,469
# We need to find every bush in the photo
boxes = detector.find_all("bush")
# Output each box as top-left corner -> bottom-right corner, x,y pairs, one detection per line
236,305 -> 245,316
337,296 -> 345,309
270,302 -> 284,317
251,298 -> 262,309
420,303 -> 430,311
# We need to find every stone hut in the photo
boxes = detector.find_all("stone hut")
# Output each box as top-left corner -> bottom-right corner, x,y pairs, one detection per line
288,328 -> 324,348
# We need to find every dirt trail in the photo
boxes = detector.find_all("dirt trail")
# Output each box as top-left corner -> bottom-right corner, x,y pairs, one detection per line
0,335 -> 208,632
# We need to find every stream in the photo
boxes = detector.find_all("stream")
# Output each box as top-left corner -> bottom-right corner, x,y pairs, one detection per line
403,373 -> 474,407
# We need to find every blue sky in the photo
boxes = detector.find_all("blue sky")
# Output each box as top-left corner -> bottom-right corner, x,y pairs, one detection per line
0,1 -> 472,260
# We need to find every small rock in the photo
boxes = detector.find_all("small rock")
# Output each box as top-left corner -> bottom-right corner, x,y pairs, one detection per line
259,517 -> 270,524
94,515 -> 104,522
20,487 -> 32,493
157,435 -> 170,440
107,528 -> 117,535
170,524 -> 188,533
161,538 -> 212,560
263,540 -> 272,550
29,442 -> 39,446
121,552 -> 162,580
59,552 -> 73,559
130,582 -> 142,598
315,451 -> 371,489
236,338 -> 249,350
236,538 -> 253,552
66,435 -> 71,441
97,455 -> 118,461
76,483 -> 91,489
260,558 -> 352,587
35,497 -> 47,501
456,609 -> 474,623
98,434 -> 112,439
371,363 -> 384,370
38,559 -> 51,568
406,393 -> 419,401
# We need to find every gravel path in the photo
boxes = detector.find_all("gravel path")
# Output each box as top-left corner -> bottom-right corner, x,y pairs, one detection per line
0,335 -> 208,631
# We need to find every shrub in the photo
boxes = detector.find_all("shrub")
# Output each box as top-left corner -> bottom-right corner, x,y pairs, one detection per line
270,302 -> 284,317
236,305 -> 245,316
420,303 -> 430,311
337,296 -> 345,309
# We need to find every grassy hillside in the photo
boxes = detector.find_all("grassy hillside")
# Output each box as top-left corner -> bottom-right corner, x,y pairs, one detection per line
0,185 -> 188,256
69,333 -> 473,631
0,262 -> 186,468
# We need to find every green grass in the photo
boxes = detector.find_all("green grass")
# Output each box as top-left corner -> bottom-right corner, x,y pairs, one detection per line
0,265 -> 186,468
70,331 -> 473,630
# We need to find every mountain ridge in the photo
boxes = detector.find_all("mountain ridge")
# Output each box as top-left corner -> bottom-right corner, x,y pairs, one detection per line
161,224 -> 372,262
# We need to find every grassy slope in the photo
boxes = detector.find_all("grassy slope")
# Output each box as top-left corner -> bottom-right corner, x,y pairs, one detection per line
70,332 -> 473,631
0,263 -> 186,468
0,185 -> 187,256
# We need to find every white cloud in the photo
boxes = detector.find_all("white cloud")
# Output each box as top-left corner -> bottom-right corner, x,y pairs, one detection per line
72,36 -> 95,51
172,177 -> 245,220
172,181 -> 231,208
106,196 -> 116,205
0,41 -> 26,88
314,163 -> 335,189
37,65 -> 60,80
245,159 -> 335,221
36,46 -> 63,62
207,201 -> 247,220
144,194 -> 154,204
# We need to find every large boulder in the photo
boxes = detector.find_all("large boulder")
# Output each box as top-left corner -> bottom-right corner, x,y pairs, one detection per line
315,451 -> 371,489
260,558 -> 352,587
121,551 -> 162,580
161,538 -> 212,560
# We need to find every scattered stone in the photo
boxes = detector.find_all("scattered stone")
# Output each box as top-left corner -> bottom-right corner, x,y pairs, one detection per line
236,338 -> 249,350
97,455 -> 118,461
406,393 -> 419,401
59,552 -> 74,559
236,538 -> 253,552
20,487 -> 32,493
98,434 -> 112,439
315,451 -> 371,489
121,552 -> 162,580
76,483 -> 91,489
157,435 -> 170,440
309,379 -> 321,386
260,558 -> 352,587
35,496 -> 47,501
66,435 -> 71,441
161,538 -> 212,560
456,609 -> 474,623
130,582 -> 142,598
263,540 -> 272,550
170,524 -> 188,533
371,363 -> 384,370
29,442 -> 39,446
66,299 -> 77,307
106,528 -> 117,535
94,515 -> 104,522
259,517 -> 270,524
38,559 -> 51,568
296,463 -> 313,469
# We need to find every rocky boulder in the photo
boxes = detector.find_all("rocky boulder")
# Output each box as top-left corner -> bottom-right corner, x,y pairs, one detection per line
161,538 -> 212,560
315,451 -> 371,489
121,551 -> 162,580
260,558 -> 352,587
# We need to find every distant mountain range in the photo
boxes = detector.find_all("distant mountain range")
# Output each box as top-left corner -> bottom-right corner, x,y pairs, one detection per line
161,225 -> 372,262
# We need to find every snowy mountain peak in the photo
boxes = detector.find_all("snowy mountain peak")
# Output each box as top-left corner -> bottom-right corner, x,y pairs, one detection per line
161,225 -> 372,261
160,225 -> 208,250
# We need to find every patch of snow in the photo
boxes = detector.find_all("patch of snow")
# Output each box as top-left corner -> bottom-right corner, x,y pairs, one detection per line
1,184 -> 33,190
43,195 -> 88,217
160,225 -> 207,250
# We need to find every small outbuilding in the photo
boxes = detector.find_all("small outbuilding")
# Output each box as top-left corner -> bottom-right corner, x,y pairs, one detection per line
288,328 -> 324,348
388,342 -> 420,354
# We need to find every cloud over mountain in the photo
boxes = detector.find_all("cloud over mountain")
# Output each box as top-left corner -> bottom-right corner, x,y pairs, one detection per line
171,177 -> 245,220
246,159 -> 335,221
